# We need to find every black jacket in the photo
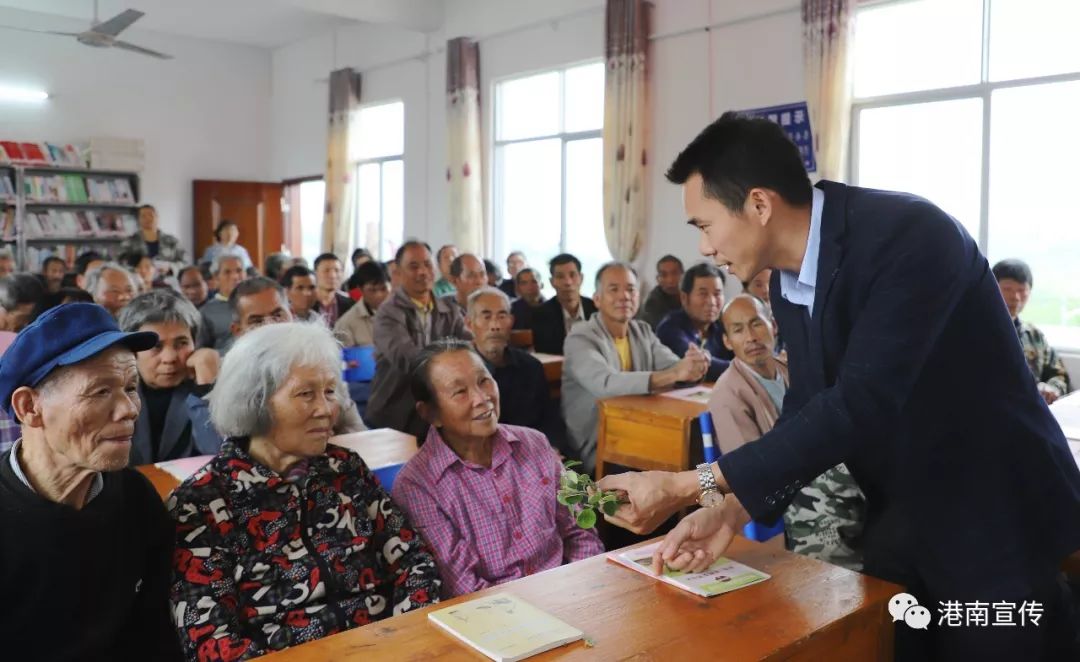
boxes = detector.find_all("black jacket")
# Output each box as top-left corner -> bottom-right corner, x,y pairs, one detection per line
717,182 -> 1080,642
530,296 -> 597,355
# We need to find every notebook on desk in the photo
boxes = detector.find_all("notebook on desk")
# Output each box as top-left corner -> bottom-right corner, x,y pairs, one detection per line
428,593 -> 583,662
608,541 -> 770,598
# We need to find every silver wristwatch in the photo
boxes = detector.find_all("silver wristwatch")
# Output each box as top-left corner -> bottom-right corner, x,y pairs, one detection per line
696,463 -> 724,508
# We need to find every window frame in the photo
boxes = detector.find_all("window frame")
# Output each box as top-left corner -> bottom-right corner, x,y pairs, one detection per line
491,60 -> 605,268
851,0 -> 1080,255
351,99 -> 405,261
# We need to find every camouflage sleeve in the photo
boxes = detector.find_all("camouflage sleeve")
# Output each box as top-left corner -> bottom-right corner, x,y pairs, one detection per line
1040,344 -> 1071,397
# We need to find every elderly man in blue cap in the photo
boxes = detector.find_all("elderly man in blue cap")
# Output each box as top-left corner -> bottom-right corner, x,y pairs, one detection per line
0,303 -> 183,660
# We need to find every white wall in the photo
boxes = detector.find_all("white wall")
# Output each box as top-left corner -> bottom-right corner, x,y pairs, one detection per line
0,7 -> 272,256
269,0 -> 803,284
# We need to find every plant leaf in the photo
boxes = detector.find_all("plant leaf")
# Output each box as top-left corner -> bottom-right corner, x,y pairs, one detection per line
563,460 -> 582,469
564,493 -> 584,505
556,492 -> 572,506
576,508 -> 597,529
563,470 -> 580,485
601,500 -> 619,516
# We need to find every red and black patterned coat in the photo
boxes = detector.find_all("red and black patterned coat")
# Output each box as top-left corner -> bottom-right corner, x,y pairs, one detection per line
167,440 -> 440,661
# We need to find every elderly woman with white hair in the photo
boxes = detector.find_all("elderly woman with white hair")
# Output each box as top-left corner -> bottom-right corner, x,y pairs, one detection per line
118,290 -> 222,465
167,322 -> 440,660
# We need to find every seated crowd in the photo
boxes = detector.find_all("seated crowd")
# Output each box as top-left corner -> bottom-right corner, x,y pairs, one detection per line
0,224 -> 1071,658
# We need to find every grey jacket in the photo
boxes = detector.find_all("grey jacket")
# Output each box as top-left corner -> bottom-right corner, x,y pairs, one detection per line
561,314 -> 680,473
333,300 -> 376,347
367,287 -> 468,438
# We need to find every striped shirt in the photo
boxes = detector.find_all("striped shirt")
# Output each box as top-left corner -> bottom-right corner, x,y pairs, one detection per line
392,424 -> 604,597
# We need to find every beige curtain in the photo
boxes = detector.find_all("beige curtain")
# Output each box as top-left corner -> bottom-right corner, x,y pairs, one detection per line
446,37 -> 484,255
802,0 -> 855,182
322,67 -> 361,257
603,0 -> 650,262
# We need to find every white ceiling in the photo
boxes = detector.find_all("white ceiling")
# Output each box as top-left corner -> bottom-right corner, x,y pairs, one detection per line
0,0 -> 446,48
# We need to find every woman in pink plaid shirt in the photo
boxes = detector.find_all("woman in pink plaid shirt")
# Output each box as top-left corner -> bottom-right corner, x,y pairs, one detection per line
392,340 -> 604,597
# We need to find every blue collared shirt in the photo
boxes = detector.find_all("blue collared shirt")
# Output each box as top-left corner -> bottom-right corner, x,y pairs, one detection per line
779,187 -> 825,315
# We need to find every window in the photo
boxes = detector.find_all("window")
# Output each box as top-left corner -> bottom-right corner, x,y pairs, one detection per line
351,100 -> 404,261
298,180 -> 326,267
493,62 -> 611,297
852,0 -> 1080,348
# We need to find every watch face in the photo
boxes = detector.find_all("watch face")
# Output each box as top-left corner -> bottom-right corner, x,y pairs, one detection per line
699,491 -> 724,508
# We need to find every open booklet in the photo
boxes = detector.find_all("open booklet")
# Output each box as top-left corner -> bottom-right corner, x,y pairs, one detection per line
428,593 -> 583,662
608,541 -> 770,598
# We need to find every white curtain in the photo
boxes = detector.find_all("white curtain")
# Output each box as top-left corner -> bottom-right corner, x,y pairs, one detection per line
322,67 -> 361,257
602,0 -> 651,262
802,0 -> 855,182
446,37 -> 485,255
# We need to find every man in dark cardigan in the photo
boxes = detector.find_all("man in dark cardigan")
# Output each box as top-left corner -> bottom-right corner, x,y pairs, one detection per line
0,303 -> 182,660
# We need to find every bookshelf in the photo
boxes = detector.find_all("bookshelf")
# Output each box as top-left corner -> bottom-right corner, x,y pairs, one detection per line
0,163 -> 140,272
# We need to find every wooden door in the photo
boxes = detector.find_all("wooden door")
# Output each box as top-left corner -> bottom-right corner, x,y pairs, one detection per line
192,180 -> 284,270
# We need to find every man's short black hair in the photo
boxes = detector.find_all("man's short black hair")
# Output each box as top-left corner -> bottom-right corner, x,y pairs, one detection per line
0,274 -> 46,312
657,255 -> 684,272
680,262 -> 726,294
395,240 -> 433,266
41,256 -> 66,272
74,251 -> 104,276
548,253 -> 582,276
436,244 -> 457,263
991,259 -> 1034,288
281,265 -> 314,288
228,276 -> 285,320
515,267 -> 542,286
450,254 -> 482,279
351,248 -> 372,265
199,261 -> 213,281
177,265 -> 202,281
313,253 -> 341,270
119,251 -> 150,270
353,261 -> 389,288
666,111 -> 813,212
483,259 -> 501,279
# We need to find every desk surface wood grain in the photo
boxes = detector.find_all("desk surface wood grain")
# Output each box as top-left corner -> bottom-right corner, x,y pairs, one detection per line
259,536 -> 900,661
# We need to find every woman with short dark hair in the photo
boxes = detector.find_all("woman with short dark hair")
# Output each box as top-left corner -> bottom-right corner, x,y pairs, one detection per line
392,339 -> 603,597
200,219 -> 253,270
118,289 -> 221,465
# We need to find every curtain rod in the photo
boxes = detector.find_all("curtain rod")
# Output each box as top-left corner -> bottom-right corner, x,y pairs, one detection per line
319,3 -> 801,80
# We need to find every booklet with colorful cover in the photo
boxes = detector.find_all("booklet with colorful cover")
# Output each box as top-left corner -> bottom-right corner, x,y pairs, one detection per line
608,541 -> 770,598
428,593 -> 583,662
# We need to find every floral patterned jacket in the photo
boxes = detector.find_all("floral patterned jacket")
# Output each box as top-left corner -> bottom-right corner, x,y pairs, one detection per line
167,440 -> 440,661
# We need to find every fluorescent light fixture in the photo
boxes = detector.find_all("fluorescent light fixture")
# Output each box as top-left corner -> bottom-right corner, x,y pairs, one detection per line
0,85 -> 49,103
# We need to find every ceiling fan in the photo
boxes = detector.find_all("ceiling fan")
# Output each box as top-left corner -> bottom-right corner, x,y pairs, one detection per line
0,0 -> 172,59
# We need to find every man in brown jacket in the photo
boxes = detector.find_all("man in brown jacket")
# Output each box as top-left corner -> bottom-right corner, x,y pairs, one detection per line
367,241 -> 469,439
708,293 -> 864,570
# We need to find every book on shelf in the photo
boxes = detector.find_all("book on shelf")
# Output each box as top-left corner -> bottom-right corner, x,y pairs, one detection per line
427,594 -> 584,662
22,209 -> 134,239
0,142 -> 24,162
26,243 -> 117,271
19,143 -> 48,164
0,171 -> 15,200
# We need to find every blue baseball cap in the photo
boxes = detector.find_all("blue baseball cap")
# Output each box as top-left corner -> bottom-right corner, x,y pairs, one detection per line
0,303 -> 158,417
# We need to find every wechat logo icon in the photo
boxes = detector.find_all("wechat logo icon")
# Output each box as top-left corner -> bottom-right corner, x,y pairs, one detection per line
890,592 -> 931,630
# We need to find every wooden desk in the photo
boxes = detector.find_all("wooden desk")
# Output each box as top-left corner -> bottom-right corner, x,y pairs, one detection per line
260,536 -> 899,661
510,328 -> 534,349
135,428 -> 417,501
596,393 -> 707,479
533,352 -> 563,400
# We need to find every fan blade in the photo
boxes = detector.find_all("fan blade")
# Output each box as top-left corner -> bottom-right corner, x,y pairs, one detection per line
0,25 -> 79,36
92,9 -> 144,37
112,39 -> 173,59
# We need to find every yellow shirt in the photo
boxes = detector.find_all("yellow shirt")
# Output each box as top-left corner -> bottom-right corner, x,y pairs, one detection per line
410,296 -> 434,342
613,336 -> 633,371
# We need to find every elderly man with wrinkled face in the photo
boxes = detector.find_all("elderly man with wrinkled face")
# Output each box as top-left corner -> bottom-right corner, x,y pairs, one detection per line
0,303 -> 182,660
